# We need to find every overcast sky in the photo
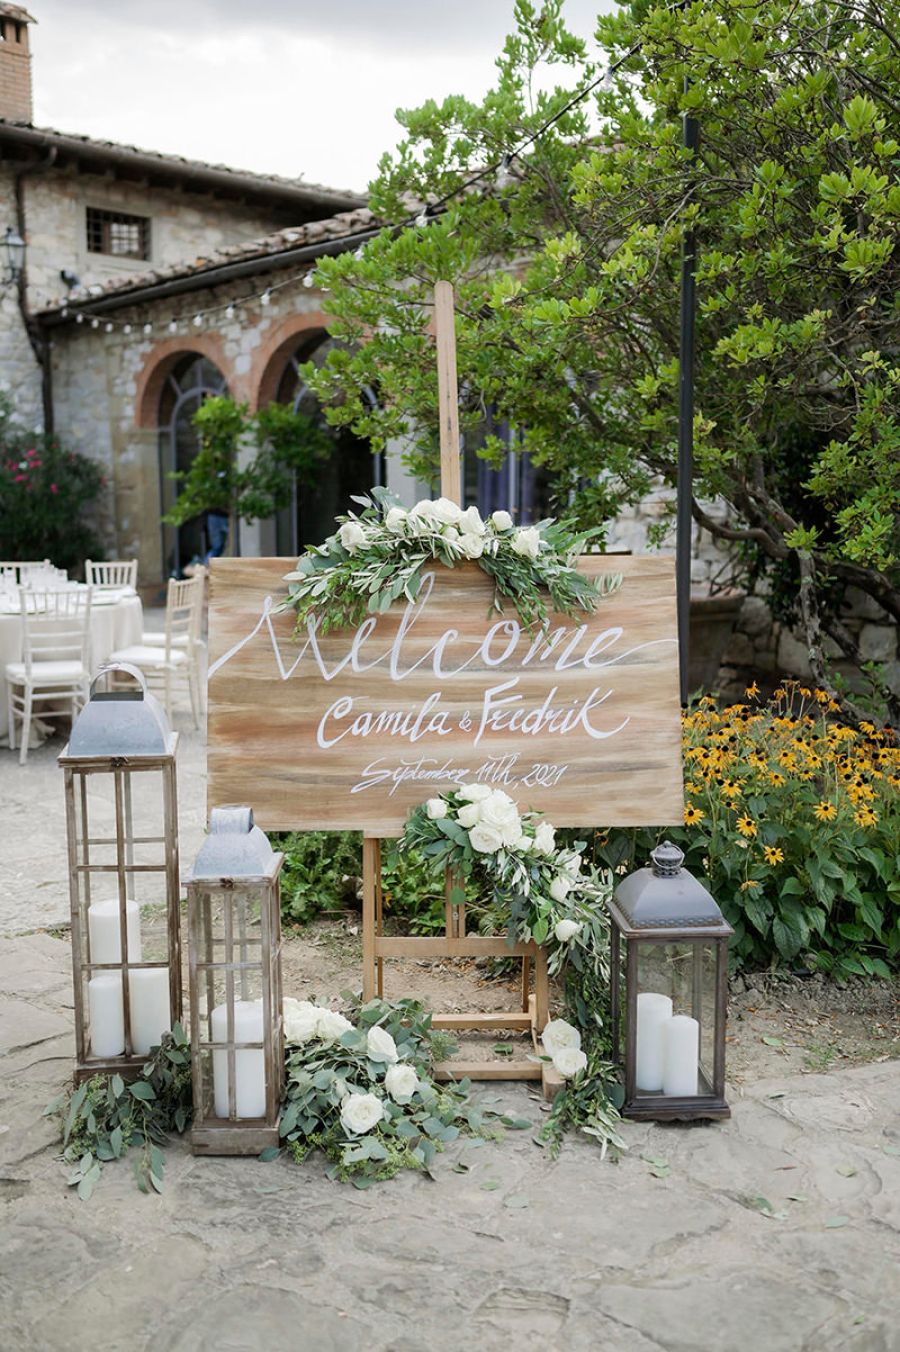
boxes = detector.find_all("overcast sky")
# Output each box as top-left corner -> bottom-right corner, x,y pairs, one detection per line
30,1 -> 618,193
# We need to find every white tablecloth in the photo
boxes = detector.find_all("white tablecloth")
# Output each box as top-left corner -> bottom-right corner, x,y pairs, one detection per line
0,593 -> 143,744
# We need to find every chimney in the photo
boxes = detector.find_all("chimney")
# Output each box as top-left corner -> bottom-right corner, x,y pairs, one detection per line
0,4 -> 35,123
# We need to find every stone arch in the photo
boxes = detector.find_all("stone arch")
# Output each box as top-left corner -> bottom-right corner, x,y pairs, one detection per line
251,310 -> 332,411
134,333 -> 233,429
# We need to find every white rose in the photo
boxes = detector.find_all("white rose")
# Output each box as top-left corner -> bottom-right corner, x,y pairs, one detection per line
459,783 -> 492,802
316,1008 -> 353,1044
542,1018 -> 581,1056
491,509 -> 514,531
366,1025 -> 399,1063
283,999 -> 321,1045
425,797 -> 449,819
554,919 -> 582,943
457,801 -> 482,829
339,520 -> 367,553
480,792 -> 520,830
340,1091 -> 385,1135
550,875 -> 571,903
469,823 -> 505,854
384,1062 -> 419,1104
552,1046 -> 588,1079
534,821 -> 556,855
384,506 -> 408,533
413,496 -> 462,526
502,820 -> 527,849
459,532 -> 485,559
458,505 -> 486,535
442,526 -> 462,546
510,526 -> 541,560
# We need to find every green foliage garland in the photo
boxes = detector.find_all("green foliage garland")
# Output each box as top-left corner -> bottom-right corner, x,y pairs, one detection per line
280,486 -> 613,635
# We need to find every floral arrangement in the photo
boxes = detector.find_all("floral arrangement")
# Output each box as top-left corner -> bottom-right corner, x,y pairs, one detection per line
278,994 -> 511,1184
594,682 -> 900,978
280,486 -> 613,634
401,783 -> 611,980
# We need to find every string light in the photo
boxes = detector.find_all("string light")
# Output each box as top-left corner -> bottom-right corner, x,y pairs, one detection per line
105,322 -> 113,333
495,154 -> 515,190
75,313 -> 84,324
123,323 -> 131,334
168,319 -> 177,334
415,210 -> 429,228
260,288 -> 271,306
225,304 -> 234,320
303,272 -> 315,289
91,318 -> 99,329
143,322 -> 152,335
192,313 -> 203,327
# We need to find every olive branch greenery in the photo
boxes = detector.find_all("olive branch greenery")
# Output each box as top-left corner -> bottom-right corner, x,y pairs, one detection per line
277,486 -> 619,636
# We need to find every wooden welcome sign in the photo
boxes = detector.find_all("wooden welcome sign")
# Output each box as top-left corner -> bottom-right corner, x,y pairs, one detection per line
207,554 -> 683,833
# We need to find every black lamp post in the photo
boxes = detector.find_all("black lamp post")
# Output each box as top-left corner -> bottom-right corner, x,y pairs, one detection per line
676,82 -> 699,705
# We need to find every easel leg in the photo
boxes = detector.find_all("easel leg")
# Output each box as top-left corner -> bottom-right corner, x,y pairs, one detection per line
375,847 -> 384,998
362,837 -> 381,1002
521,956 -> 531,1012
534,946 -> 549,1036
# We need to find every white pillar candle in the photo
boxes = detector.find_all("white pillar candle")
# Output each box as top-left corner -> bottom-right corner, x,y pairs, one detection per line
88,974 -> 125,1058
211,1000 -> 266,1119
88,898 -> 142,965
662,1014 -> 700,1097
129,967 -> 171,1056
635,992 -> 673,1091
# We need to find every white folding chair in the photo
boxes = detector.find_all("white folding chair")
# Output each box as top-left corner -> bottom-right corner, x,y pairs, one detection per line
141,565 -> 206,655
5,587 -> 93,764
85,558 -> 138,591
0,560 -> 51,584
109,573 -> 203,728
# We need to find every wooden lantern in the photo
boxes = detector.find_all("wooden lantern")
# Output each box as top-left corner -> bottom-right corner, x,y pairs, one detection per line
58,663 -> 182,1084
608,841 -> 732,1121
187,806 -> 284,1155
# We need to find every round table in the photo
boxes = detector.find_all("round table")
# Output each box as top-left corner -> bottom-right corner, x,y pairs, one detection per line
0,588 -> 144,746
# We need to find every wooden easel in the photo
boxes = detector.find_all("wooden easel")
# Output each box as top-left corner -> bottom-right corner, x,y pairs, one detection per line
361,281 -> 556,1095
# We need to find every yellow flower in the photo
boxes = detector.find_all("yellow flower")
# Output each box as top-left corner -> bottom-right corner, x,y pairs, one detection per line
767,771 -> 786,787
736,815 -> 758,838
745,681 -> 760,698
799,687 -> 812,698
860,721 -> 875,735
854,806 -> 878,828
739,879 -> 760,892
763,846 -> 785,865
684,804 -> 705,826
814,801 -> 837,822
778,749 -> 798,770
814,689 -> 829,704
720,779 -> 743,800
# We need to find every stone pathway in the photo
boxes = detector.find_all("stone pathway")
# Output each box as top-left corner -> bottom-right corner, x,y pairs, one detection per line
1,932 -> 899,1352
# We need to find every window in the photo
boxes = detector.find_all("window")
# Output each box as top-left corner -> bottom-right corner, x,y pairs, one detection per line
86,207 -> 151,261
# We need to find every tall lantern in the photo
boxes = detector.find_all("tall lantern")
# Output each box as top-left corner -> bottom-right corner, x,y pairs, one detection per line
608,841 -> 732,1121
186,807 -> 284,1155
58,664 -> 182,1083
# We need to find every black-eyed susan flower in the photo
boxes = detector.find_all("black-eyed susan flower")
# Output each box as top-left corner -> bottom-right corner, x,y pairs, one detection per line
739,879 -> 760,892
736,815 -> 758,838
684,804 -> 705,826
767,771 -> 786,787
763,846 -> 785,865
745,681 -> 760,698
854,806 -> 878,828
814,801 -> 838,822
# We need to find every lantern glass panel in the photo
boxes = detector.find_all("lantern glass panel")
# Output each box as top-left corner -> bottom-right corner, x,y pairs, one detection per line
633,940 -> 719,1097
191,885 -> 281,1126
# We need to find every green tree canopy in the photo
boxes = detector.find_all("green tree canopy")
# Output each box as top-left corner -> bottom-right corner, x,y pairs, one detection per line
303,0 -> 900,721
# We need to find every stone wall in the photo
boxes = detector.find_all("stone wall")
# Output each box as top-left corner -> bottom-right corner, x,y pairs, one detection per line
0,168 -> 43,431
49,275 -> 423,588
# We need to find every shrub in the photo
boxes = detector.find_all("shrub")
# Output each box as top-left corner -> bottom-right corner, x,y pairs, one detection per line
0,395 -> 105,572
592,685 -> 899,979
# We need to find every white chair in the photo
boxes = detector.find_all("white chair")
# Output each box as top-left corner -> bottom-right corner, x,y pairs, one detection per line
0,560 -> 51,585
109,573 -> 203,728
5,587 -> 92,764
85,558 -> 138,591
141,565 -> 206,654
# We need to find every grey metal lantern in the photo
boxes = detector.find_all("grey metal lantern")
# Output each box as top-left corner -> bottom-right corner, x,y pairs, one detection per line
58,664 -> 182,1084
186,806 -> 284,1155
608,841 -> 732,1121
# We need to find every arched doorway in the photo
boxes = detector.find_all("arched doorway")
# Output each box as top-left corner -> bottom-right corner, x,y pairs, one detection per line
157,354 -> 229,577
272,333 -> 383,554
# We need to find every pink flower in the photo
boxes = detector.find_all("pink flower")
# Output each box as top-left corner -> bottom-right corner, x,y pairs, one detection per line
50,482 -> 58,494
13,473 -> 26,483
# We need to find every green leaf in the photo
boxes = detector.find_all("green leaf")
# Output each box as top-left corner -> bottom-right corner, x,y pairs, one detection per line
504,1194 -> 529,1208
129,1081 -> 156,1102
258,1146 -> 281,1162
825,1215 -> 850,1229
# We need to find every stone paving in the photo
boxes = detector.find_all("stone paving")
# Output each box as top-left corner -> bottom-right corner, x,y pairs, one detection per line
1,931 -> 899,1352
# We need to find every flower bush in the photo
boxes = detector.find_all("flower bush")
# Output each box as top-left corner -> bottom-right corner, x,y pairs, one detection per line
279,995 -> 509,1183
280,486 -> 616,634
0,394 -> 105,572
595,684 -> 900,979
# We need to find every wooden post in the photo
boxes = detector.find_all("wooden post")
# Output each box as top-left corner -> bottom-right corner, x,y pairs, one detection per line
434,279 -> 461,505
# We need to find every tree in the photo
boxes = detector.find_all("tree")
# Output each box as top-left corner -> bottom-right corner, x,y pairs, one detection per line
163,397 -> 330,533
302,0 -> 900,722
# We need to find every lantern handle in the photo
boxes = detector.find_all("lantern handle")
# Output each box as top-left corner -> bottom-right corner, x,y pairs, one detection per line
90,662 -> 148,701
209,805 -> 254,835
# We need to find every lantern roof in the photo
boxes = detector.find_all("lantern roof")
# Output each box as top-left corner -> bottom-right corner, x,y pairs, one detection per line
188,806 -> 279,882
62,664 -> 174,759
610,842 -> 732,937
